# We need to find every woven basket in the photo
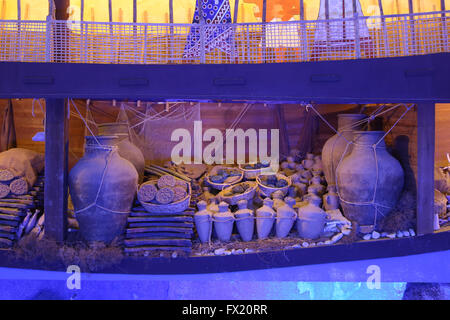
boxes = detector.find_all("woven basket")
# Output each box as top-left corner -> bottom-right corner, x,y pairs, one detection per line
218,181 -> 257,205
256,173 -> 291,198
205,165 -> 243,191
238,164 -> 273,180
139,179 -> 191,214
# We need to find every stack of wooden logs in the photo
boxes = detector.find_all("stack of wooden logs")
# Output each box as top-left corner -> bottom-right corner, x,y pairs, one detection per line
0,174 -> 45,248
123,206 -> 194,255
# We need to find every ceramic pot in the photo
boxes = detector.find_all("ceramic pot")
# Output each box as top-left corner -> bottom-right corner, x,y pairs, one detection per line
302,153 -> 315,170
323,185 -> 340,211
322,114 -> 367,186
272,190 -> 285,211
234,199 -> 254,242
336,131 -> 404,228
256,198 -> 276,239
69,136 -> 138,244
276,197 -> 297,238
98,122 -> 145,184
207,197 -> 219,214
194,200 -> 212,243
297,197 -> 327,239
214,202 -> 234,242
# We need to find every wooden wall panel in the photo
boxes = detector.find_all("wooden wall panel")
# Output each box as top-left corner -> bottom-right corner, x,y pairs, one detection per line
0,99 -> 447,172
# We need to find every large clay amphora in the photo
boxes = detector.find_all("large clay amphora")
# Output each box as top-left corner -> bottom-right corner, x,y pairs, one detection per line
296,197 -> 327,239
98,122 -> 145,184
336,131 -> 404,229
322,114 -> 367,186
69,136 -> 138,244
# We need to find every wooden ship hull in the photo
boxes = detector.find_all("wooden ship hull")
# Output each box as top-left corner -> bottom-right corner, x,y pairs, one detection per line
0,0 -> 449,274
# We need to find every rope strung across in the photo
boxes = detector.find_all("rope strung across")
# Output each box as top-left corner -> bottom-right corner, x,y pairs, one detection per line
303,102 -> 413,228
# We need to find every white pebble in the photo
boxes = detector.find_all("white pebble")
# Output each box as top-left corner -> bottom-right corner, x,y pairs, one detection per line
233,249 -> 243,254
381,232 -> 387,237
302,241 -> 310,248
363,234 -> 372,240
409,229 -> 416,237
144,251 -> 150,257
244,248 -> 254,254
171,252 -> 178,258
310,242 -> 316,247
214,248 -> 226,255
317,242 -> 324,246
396,231 -> 404,238
331,233 -> 343,243
324,240 -> 332,245
292,244 -> 301,248
342,228 -> 351,236
402,230 -> 410,237
387,233 -> 396,239
371,231 -> 381,239
224,250 -> 232,255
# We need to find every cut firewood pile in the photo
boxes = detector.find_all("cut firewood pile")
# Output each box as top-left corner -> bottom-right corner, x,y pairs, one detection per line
0,173 -> 45,248
123,206 -> 194,257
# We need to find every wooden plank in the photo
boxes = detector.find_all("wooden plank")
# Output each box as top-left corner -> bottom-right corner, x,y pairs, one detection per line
127,226 -> 193,234
131,207 -> 194,216
128,221 -> 194,228
378,0 -> 390,56
0,225 -> 15,233
0,220 -> 19,227
44,99 -> 69,242
416,103 -> 435,235
124,246 -> 192,253
0,232 -> 15,240
0,214 -> 21,221
299,0 -> 307,60
0,207 -> 25,216
124,238 -> 192,247
127,216 -> 193,223
126,232 -> 192,239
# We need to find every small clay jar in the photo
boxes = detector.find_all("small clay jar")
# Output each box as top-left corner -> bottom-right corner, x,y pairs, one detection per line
286,156 -> 297,170
297,197 -> 328,239
202,187 -> 215,201
194,201 -> 212,243
234,199 -> 254,242
293,182 -> 308,197
276,197 -> 297,238
323,185 -> 340,211
300,169 -> 313,181
272,190 -> 285,211
214,202 -> 234,242
302,153 -> 315,170
207,197 -> 219,214
256,198 -> 276,240
308,176 -> 325,196
303,192 -> 323,207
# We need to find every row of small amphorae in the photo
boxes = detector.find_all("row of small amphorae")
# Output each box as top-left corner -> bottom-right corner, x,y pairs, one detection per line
194,196 -> 327,243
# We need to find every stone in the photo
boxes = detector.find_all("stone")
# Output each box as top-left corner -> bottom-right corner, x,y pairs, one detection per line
234,249 -> 244,254
363,234 -> 372,240
292,244 -> 301,248
396,231 -> 404,238
224,250 -> 232,255
371,231 -> 381,239
387,233 -> 396,239
331,232 -> 343,243
324,240 -> 332,245
302,241 -> 310,248
402,230 -> 410,237
310,242 -> 316,247
381,232 -> 387,237
341,228 -> 352,236
214,248 -> 226,255
409,228 -> 416,237
317,242 -> 324,246
171,252 -> 178,258
244,248 -> 254,254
